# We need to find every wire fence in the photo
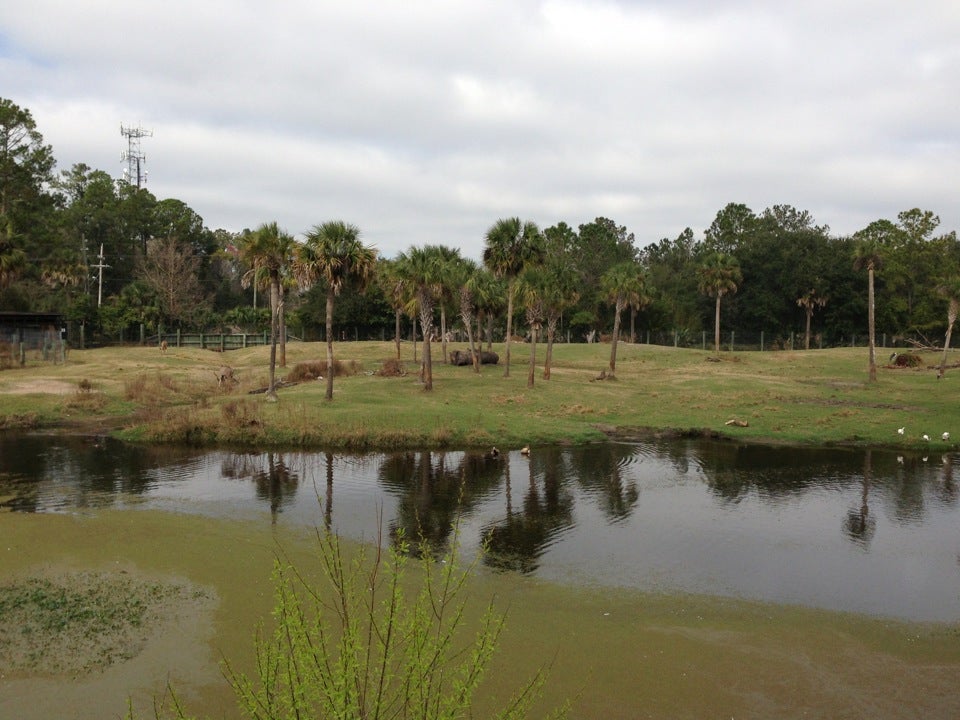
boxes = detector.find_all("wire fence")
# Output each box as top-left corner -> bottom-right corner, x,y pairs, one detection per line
637,330 -> 932,352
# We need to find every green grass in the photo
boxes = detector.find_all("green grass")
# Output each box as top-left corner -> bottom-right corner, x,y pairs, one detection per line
1,340 -> 956,450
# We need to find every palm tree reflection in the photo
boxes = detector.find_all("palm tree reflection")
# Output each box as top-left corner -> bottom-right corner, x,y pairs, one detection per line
481,450 -> 574,574
379,450 -> 502,558
221,451 -> 300,523
569,444 -> 639,522
843,449 -> 876,546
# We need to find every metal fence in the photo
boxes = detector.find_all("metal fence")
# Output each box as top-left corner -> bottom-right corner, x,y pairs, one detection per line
636,330 -> 940,352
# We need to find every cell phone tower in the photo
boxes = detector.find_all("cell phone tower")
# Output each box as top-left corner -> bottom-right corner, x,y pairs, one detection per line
120,123 -> 153,188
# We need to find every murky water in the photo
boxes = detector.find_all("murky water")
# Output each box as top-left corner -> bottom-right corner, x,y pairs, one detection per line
2,433 -> 958,621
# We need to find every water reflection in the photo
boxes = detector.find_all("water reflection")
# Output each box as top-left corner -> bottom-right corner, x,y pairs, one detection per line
2,434 -> 960,621
221,452 -> 300,523
0,433 -> 205,512
482,450 -> 574,573
843,449 -> 876,547
379,450 -> 504,557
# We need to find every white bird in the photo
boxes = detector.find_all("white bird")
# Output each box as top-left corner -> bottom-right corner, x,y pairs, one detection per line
520,445 -> 530,456
897,427 -> 905,435
923,434 -> 930,441
942,432 -> 950,441
897,455 -> 904,464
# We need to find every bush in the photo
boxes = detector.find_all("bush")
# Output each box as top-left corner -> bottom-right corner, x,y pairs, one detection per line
377,357 -> 407,376
225,522 -> 564,720
138,518 -> 566,720
286,358 -> 361,382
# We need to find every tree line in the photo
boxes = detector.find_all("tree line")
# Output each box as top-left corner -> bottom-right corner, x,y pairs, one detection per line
3,96 -> 959,381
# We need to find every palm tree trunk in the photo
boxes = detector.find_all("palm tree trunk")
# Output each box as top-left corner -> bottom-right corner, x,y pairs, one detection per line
868,266 -> 877,382
440,305 -> 448,364
527,325 -> 538,388
714,294 -> 722,354
504,280 -> 514,377
267,278 -> 279,401
325,287 -> 335,400
394,309 -> 401,359
464,313 -> 480,374
805,307 -> 812,350
544,319 -> 556,380
422,336 -> 432,390
412,318 -> 418,363
629,306 -> 636,344
940,300 -> 957,379
278,284 -> 287,368
420,296 -> 433,391
609,301 -> 622,375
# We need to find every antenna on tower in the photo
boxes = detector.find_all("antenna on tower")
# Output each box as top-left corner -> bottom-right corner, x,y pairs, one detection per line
120,123 -> 153,188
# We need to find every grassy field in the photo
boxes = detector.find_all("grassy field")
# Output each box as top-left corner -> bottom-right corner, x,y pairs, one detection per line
1,339 -> 957,450
4,342 -> 960,720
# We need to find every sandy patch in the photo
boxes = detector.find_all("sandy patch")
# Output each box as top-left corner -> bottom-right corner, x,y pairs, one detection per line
4,380 -> 77,395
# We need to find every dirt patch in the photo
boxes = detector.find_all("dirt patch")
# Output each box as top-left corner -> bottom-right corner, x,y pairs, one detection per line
4,380 -> 77,395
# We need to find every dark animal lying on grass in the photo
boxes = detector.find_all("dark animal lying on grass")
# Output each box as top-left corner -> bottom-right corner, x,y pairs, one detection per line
449,350 -> 499,366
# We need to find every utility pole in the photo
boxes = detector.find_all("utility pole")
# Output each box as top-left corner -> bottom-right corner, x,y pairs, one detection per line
93,244 -> 109,307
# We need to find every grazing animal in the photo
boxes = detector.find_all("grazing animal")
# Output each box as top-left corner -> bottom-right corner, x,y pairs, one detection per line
216,366 -> 236,387
160,340 -> 168,354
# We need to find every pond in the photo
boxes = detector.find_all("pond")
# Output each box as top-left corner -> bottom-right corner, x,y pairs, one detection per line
1,433 -> 958,622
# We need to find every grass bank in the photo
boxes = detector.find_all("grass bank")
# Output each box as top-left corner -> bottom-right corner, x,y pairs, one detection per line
1,340 -> 956,450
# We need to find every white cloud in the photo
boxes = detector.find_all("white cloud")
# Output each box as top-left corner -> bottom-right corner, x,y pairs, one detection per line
1,0 -> 957,260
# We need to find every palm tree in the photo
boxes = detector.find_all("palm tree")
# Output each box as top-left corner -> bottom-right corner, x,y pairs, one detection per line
483,218 -> 544,377
432,245 -> 463,365
697,251 -> 742,355
376,258 -> 408,360
542,267 -> 580,381
937,277 -> 960,379
796,288 -> 828,350
239,221 -> 295,401
852,239 -> 884,383
295,220 -> 377,401
600,261 -> 647,376
473,270 -> 505,352
455,258 -> 482,373
395,245 -> 445,391
515,267 -> 547,388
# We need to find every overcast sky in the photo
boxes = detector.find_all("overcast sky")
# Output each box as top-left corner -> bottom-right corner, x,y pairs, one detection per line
2,1 -> 957,259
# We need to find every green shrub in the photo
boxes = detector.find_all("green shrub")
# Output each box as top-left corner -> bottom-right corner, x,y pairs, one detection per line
223,522 -> 565,720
